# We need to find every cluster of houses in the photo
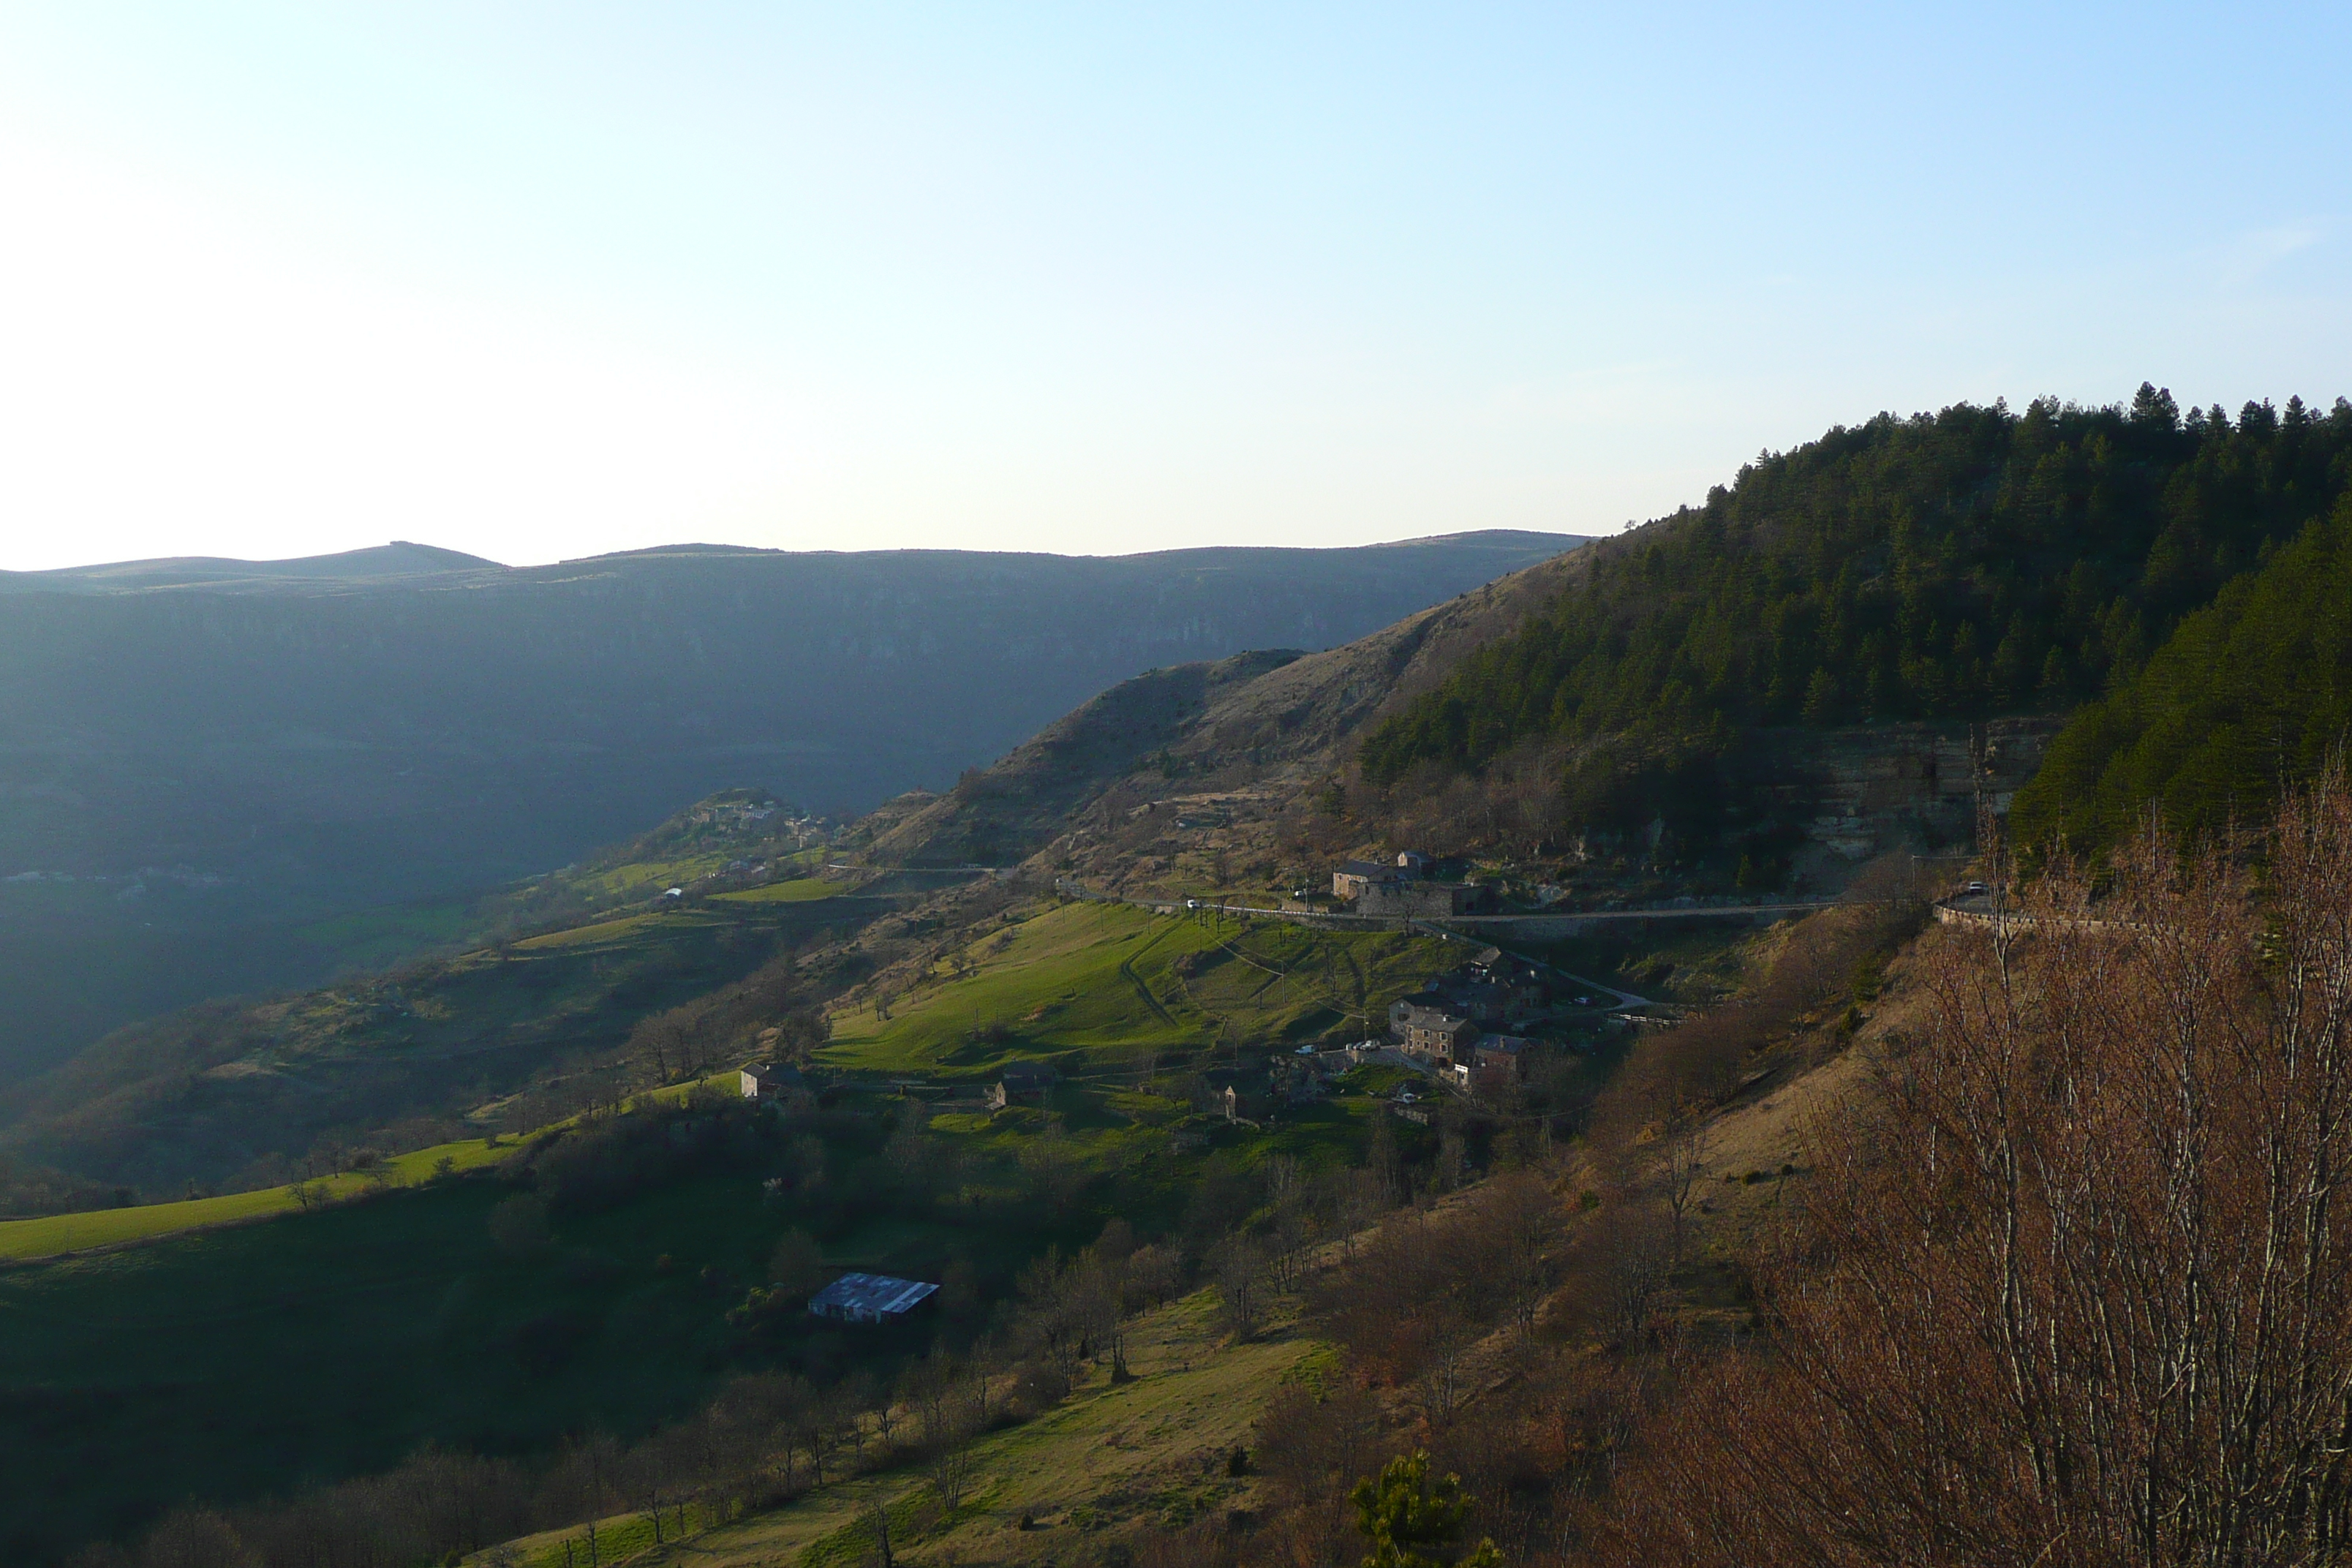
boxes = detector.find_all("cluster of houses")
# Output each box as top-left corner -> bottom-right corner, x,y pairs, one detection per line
1389,946 -> 1564,1092
1235,967 -> 1558,1116
1330,850 -> 1496,917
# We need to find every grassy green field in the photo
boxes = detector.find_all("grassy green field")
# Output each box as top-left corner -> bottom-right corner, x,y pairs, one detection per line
487,1284 -> 1319,1568
284,845 -> 825,973
513,909 -> 669,949
0,1175 -> 756,1556
0,1136 -> 516,1259
0,1095 -> 1151,1560
712,877 -> 838,904
0,892 -> 1420,1560
823,900 -> 1454,1080
0,1071 -> 755,1264
11,889 -> 875,1196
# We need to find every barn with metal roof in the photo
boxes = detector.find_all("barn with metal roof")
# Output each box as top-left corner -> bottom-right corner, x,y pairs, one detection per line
805,1273 -> 940,1323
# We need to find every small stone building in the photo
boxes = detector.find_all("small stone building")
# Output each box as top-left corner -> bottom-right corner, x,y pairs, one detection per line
1332,859 -> 1406,900
988,1060 -> 1059,1109
1355,880 -> 1494,918
1470,1035 -> 1534,1090
740,1061 -> 813,1105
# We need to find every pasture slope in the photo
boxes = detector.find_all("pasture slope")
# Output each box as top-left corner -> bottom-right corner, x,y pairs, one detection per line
0,1074 -> 742,1263
0,1077 -> 1158,1557
0,1134 -> 514,1259
822,898 -> 1457,1080
477,1284 -> 1321,1568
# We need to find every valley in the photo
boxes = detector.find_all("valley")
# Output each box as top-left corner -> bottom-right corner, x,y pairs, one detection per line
25,390 -> 2352,1568
0,530 -> 1582,1088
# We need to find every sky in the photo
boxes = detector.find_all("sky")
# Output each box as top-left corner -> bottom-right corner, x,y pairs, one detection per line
0,4 -> 2346,571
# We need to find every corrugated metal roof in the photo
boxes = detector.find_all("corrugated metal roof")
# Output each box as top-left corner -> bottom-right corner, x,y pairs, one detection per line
806,1273 -> 940,1321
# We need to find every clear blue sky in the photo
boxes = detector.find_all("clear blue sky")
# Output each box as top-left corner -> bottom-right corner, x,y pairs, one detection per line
0,3 -> 2345,570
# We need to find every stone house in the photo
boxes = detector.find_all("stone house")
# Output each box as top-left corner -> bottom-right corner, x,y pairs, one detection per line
1398,1008 -> 1480,1064
1332,859 -> 1406,900
988,1060 -> 1059,1110
1355,880 -> 1494,918
740,1062 -> 813,1105
1469,1035 -> 1534,1091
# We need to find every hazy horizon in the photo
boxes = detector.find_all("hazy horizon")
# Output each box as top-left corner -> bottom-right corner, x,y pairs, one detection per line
0,4 -> 2345,571
10,524 -> 1593,578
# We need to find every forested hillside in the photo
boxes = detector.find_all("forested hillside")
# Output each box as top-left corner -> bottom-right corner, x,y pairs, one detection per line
2012,491 -> 2352,851
1360,391 -> 2352,807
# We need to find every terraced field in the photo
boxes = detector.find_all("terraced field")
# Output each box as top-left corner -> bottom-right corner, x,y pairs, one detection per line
822,900 -> 1453,1080
711,876 -> 839,904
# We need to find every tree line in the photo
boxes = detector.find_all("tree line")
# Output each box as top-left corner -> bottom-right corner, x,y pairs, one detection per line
2016,488 -> 2352,853
1356,388 -> 2352,843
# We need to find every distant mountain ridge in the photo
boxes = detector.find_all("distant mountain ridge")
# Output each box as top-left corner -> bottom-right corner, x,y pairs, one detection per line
5,529 -> 1577,594
1,540 -> 501,592
0,529 -> 1583,1081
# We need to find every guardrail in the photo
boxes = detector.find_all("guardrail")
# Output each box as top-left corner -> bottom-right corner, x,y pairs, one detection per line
1056,876 -> 1844,927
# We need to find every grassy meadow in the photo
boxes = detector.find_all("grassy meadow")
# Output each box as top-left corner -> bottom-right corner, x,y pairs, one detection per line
491,1283 -> 1320,1567
711,876 -> 838,904
1,878 -> 1444,1558
0,1088 -> 1159,1559
823,900 -> 1455,1080
9,887 -> 878,1195
0,1175 -> 753,1556
0,1135 -> 516,1260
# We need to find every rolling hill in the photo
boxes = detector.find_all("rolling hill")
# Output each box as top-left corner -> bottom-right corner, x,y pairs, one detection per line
0,792 -> 872,1196
0,529 -> 1582,1086
31,388 -> 2352,1568
862,390 -> 2352,904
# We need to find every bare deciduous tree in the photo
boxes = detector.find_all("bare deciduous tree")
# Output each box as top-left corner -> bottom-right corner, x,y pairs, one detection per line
1602,782 -> 2352,1567
1659,1120 -> 1710,1259
1211,1234 -> 1267,1340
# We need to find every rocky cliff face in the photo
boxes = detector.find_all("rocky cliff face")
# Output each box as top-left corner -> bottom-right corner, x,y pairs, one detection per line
1760,717 -> 2068,877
